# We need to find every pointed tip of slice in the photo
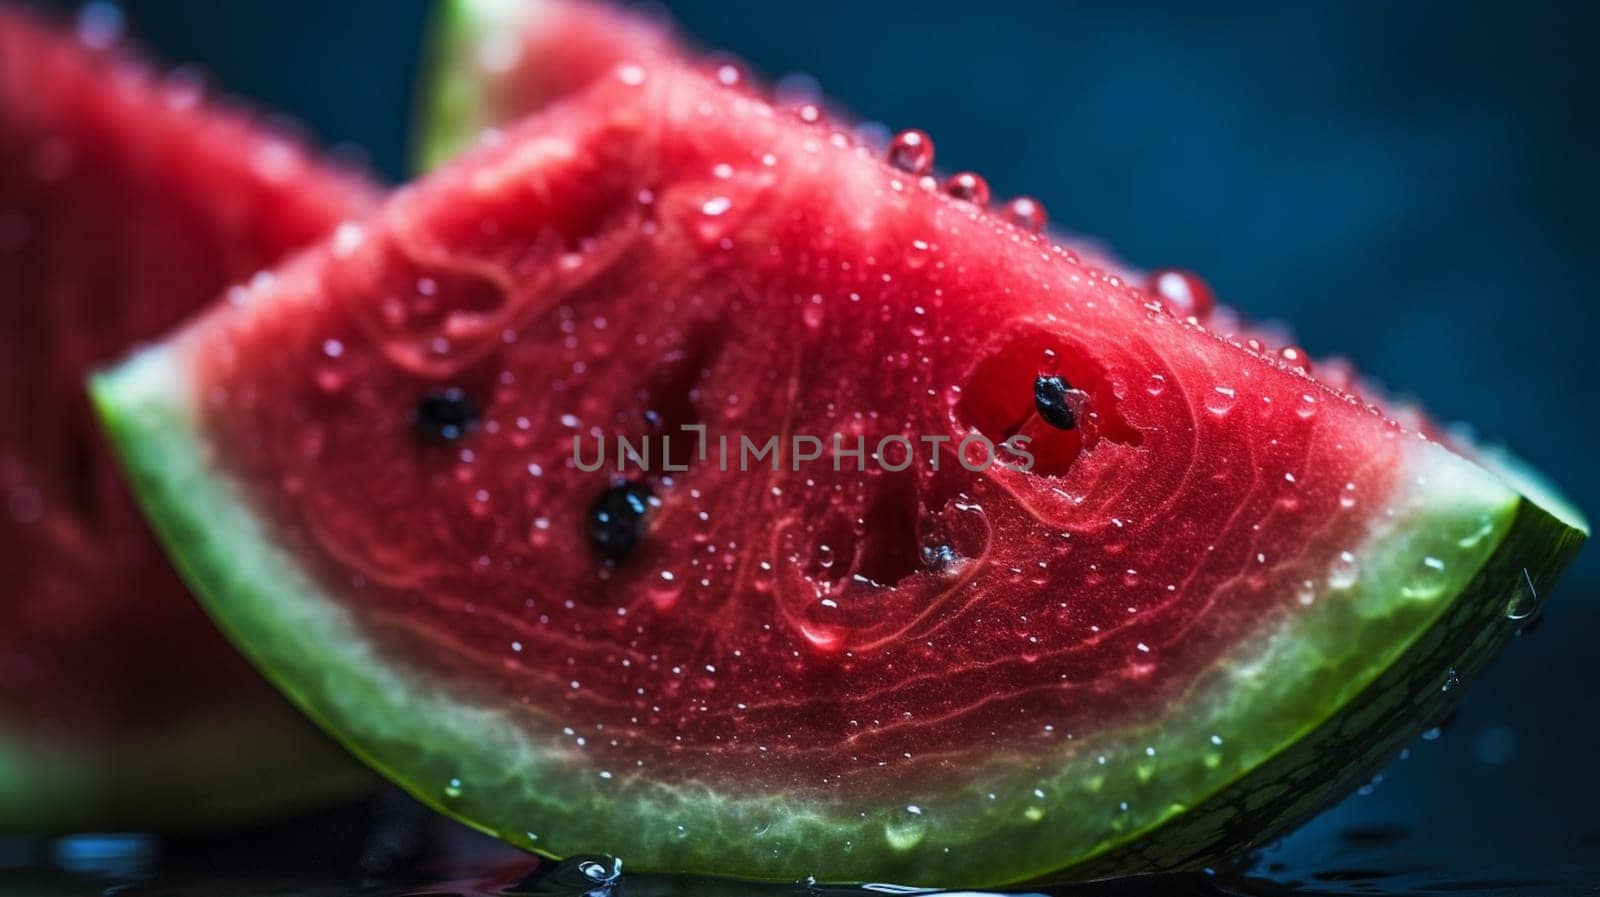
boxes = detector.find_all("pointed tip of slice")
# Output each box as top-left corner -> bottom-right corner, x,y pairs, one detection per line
414,0 -> 676,173
1475,443 -> 1588,537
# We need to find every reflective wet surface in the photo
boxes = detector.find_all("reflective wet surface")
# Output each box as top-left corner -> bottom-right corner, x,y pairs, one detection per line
2,814 -> 1598,897
4,600 -> 1599,896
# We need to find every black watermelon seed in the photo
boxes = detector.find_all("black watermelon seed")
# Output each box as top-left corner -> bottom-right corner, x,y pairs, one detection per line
589,481 -> 655,562
413,388 -> 480,442
1033,375 -> 1077,430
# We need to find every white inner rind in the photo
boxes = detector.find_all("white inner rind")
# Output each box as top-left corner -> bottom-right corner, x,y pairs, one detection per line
93,340 -> 1529,885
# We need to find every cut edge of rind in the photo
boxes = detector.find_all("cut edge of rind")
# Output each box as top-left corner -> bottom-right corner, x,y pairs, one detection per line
91,343 -> 1584,886
1065,490 -> 1585,881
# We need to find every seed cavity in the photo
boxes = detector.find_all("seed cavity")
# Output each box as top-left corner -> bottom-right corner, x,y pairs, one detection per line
589,481 -> 656,562
412,387 -> 480,441
1033,375 -> 1078,430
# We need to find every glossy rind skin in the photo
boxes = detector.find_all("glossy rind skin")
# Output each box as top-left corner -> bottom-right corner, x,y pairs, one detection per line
93,58 -> 1586,884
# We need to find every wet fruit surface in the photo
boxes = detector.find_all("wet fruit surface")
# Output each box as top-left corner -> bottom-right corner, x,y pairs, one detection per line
190,65 -> 1435,791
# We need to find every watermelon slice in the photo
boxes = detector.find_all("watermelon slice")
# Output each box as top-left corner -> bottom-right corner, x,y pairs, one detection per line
0,7 -> 378,827
93,40 -> 1584,889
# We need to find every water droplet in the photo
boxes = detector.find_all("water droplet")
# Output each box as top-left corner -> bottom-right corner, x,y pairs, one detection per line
801,299 -> 825,331
1145,373 -> 1167,396
1328,550 -> 1360,589
1278,345 -> 1312,372
1001,196 -> 1047,234
1297,392 -> 1320,420
580,857 -> 622,884
1441,666 -> 1461,693
944,171 -> 990,206
331,221 -> 364,258
794,102 -> 825,125
886,129 -> 934,175
799,623 -> 842,652
1204,385 -> 1237,416
1295,579 -> 1317,606
904,238 -> 932,269
1148,269 -> 1215,318
1338,481 -> 1357,509
712,61 -> 744,88
884,805 -> 929,850
443,777 -> 463,799
1402,555 -> 1448,599
920,543 -> 958,571
1506,568 -> 1542,621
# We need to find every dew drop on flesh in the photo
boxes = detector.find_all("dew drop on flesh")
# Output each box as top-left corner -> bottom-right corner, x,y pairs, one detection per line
1148,268 -> 1216,318
944,171 -> 990,206
886,129 -> 934,176
793,102 -> 825,125
1204,385 -> 1236,417
920,543 -> 958,572
1278,345 -> 1312,372
1001,196 -> 1047,234
1328,550 -> 1360,590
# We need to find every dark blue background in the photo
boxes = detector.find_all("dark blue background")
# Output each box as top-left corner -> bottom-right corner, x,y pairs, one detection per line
40,0 -> 1600,879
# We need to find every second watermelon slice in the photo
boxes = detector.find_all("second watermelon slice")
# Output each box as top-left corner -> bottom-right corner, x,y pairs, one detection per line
0,7 -> 376,828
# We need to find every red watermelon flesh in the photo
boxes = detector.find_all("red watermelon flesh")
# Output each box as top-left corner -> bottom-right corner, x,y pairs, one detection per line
0,7 -> 377,827
94,54 -> 1584,885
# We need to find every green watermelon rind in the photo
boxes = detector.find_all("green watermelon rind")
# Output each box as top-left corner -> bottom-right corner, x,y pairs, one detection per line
91,339 -> 1585,885
413,0 -> 537,173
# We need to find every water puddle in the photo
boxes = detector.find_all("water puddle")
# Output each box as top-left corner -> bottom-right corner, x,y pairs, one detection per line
3,813 -> 1595,897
